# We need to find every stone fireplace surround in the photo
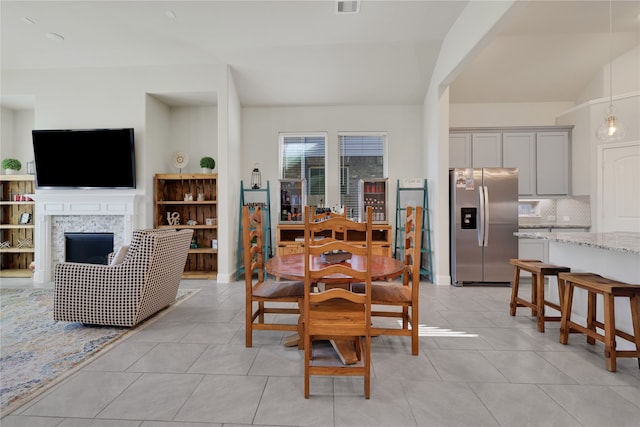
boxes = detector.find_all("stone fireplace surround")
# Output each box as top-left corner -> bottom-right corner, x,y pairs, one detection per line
34,192 -> 138,283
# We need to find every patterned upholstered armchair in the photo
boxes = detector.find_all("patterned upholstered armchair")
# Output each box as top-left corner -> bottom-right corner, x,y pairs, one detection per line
54,228 -> 193,327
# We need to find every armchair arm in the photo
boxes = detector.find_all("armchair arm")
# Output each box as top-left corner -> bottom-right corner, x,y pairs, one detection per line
54,261 -> 144,326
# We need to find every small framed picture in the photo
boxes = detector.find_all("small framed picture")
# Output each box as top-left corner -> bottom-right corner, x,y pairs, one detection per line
19,212 -> 32,224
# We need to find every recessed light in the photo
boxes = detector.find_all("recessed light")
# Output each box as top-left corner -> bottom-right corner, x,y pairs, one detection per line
45,32 -> 65,42
21,17 -> 36,25
164,9 -> 176,19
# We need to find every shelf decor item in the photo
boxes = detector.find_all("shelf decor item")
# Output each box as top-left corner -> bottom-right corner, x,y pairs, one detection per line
251,165 -> 262,189
199,156 -> 215,173
2,158 -> 22,174
19,212 -> 32,224
171,151 -> 189,173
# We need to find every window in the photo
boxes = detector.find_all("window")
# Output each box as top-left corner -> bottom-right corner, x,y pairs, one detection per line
279,133 -> 326,206
339,133 -> 386,218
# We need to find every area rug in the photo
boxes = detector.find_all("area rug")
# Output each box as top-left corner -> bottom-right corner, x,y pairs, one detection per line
0,287 -> 199,417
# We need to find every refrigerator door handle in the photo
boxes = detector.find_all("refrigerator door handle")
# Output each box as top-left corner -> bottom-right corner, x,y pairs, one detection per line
483,185 -> 490,247
477,186 -> 485,247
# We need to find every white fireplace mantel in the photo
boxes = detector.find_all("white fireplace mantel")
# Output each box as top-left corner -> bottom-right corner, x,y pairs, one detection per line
34,191 -> 139,283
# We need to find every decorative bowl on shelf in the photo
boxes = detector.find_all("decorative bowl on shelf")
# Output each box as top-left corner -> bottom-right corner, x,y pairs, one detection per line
321,250 -> 352,264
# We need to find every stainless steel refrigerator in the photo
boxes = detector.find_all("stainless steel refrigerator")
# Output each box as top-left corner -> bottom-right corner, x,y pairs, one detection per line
450,168 -> 518,286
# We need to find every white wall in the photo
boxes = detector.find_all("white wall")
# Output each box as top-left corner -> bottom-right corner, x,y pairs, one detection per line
219,66 -> 242,283
450,102 -> 574,127
1,107 -> 34,171
556,44 -> 640,231
165,106 -> 219,174
2,64 -> 230,282
1,107 -> 16,162
424,0 -> 518,286
241,104 -> 423,255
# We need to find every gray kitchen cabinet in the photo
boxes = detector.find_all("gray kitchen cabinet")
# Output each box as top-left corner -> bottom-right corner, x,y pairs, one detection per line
449,132 -> 501,168
502,132 -> 535,196
536,131 -> 570,196
449,133 -> 471,168
471,133 -> 502,167
451,126 -> 572,197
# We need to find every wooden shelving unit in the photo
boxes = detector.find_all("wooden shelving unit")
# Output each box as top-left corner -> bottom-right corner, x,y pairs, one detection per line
154,173 -> 218,279
275,223 -> 392,257
0,174 -> 35,277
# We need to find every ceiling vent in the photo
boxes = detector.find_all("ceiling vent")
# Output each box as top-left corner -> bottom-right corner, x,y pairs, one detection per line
336,0 -> 360,14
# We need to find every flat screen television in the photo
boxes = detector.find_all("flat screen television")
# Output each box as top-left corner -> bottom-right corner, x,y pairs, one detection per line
32,128 -> 136,189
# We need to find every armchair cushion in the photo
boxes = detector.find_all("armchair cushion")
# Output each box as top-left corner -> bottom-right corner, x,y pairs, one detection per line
109,245 -> 129,266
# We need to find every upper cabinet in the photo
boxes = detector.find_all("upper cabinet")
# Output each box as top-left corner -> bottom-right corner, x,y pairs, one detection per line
449,133 -> 472,168
450,126 -> 572,198
503,132 -> 536,196
471,133 -> 502,167
535,132 -> 570,196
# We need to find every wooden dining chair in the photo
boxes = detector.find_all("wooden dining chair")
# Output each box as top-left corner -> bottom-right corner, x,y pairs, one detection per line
353,205 -> 422,355
242,205 -> 304,347
302,205 -> 373,399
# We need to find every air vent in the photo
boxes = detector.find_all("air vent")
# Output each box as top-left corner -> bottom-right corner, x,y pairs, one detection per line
336,0 -> 360,14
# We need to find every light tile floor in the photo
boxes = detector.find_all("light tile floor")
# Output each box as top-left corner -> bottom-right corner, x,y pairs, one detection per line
2,278 -> 640,427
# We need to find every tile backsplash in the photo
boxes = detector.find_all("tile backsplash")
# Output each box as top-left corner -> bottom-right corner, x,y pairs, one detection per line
519,195 -> 591,227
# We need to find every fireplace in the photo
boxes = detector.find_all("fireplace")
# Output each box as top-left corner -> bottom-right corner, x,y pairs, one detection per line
65,232 -> 114,264
33,192 -> 138,283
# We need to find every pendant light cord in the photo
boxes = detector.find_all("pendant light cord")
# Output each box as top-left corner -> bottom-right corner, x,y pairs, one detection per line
608,0 -> 613,109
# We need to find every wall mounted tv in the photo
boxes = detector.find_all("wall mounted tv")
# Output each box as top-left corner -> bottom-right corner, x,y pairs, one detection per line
32,128 -> 136,189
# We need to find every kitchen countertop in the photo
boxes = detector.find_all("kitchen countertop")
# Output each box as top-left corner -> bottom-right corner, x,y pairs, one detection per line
518,224 -> 590,229
514,231 -> 640,255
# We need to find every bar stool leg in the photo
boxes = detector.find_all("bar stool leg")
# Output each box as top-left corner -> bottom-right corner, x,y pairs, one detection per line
530,272 -> 538,317
587,291 -> 597,345
556,276 -> 565,313
630,294 -> 640,369
535,272 -> 546,332
560,282 -> 574,345
510,266 -> 520,316
603,293 -> 617,372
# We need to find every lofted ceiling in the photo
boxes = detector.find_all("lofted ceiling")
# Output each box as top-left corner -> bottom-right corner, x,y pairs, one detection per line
1,0 -> 639,109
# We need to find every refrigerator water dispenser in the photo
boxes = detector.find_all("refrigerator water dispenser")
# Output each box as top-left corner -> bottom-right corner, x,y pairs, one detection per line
461,207 -> 477,229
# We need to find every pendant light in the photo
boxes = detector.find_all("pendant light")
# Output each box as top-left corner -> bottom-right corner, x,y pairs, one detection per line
596,0 -> 627,143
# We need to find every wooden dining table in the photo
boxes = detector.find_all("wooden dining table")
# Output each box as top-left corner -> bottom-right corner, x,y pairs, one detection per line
265,252 -> 406,284
265,252 -> 406,364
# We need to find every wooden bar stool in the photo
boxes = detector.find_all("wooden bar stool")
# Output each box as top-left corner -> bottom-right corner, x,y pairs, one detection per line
509,259 -> 571,332
559,272 -> 640,372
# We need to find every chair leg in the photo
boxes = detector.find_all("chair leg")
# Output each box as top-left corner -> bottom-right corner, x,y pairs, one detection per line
364,335 -> 371,399
411,305 -> 419,356
304,332 -> 311,398
246,301 -> 252,348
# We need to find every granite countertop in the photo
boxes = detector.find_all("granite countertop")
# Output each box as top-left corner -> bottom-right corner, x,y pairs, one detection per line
514,231 -> 640,255
518,224 -> 591,230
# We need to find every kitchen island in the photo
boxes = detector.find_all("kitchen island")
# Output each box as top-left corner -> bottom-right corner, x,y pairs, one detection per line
514,231 -> 640,348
